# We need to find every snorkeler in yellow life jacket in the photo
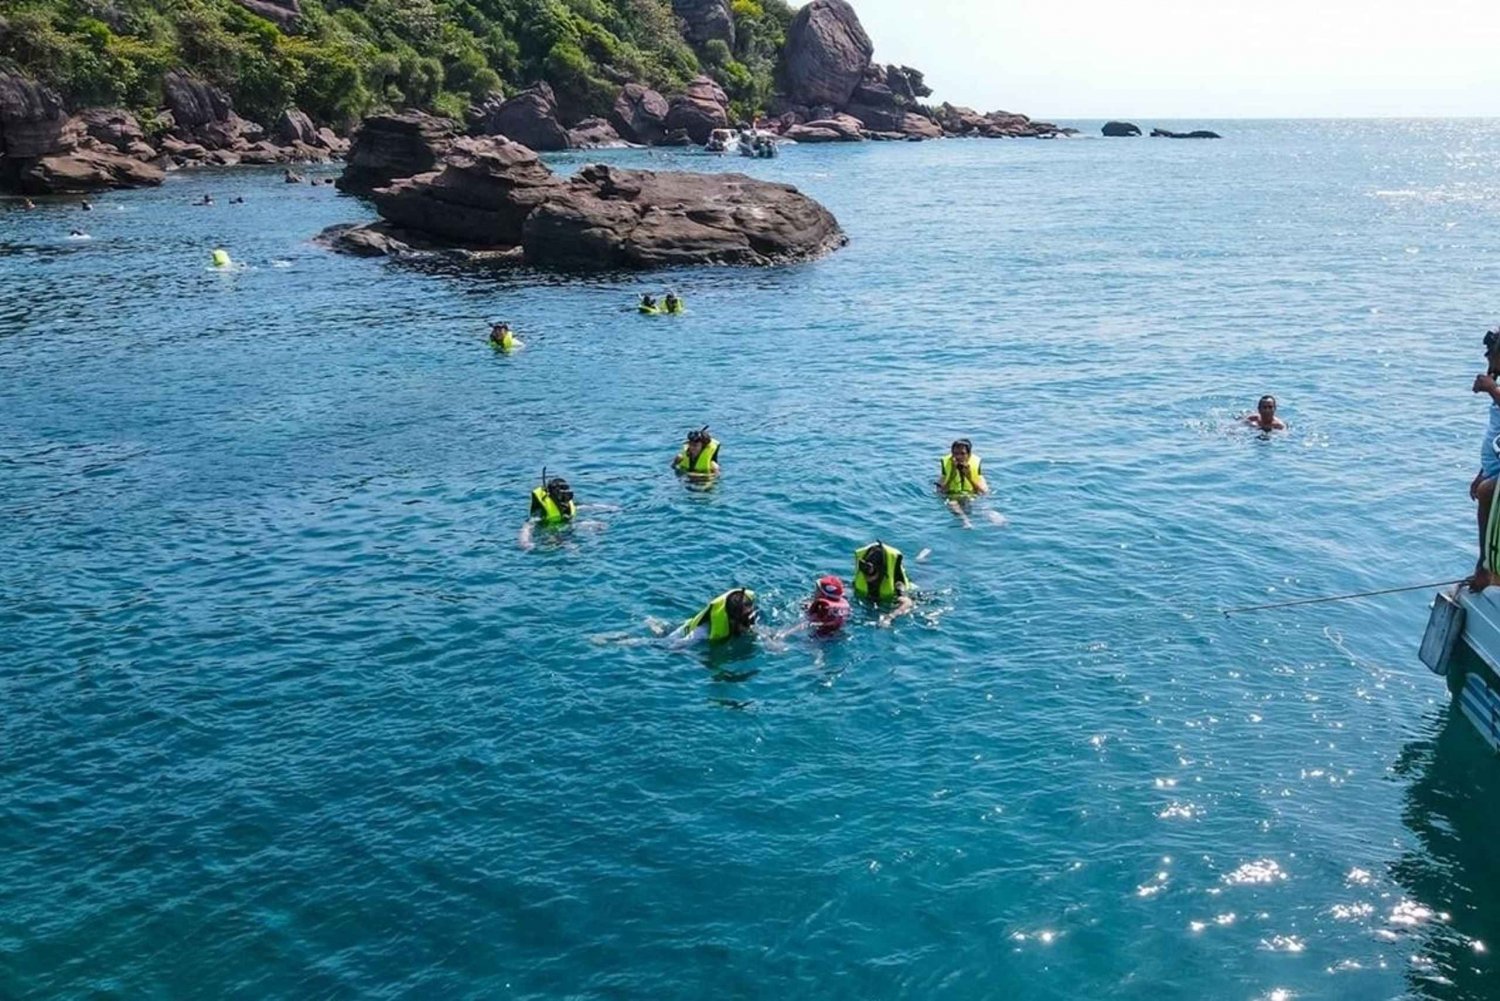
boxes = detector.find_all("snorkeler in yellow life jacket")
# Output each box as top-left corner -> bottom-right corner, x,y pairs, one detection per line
853,541 -> 916,624
937,438 -> 988,497
489,321 -> 520,353
672,426 -> 720,477
677,588 -> 758,644
529,474 -> 576,525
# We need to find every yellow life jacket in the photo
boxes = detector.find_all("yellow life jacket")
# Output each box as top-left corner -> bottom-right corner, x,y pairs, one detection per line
674,438 -> 720,475
853,544 -> 910,602
664,298 -> 684,314
681,588 -> 754,642
530,486 -> 575,525
496,330 -> 516,352
939,454 -> 985,496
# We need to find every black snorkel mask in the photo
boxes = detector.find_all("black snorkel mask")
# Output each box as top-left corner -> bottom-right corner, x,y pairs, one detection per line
729,589 -> 757,628
686,426 -> 710,446
541,467 -> 573,506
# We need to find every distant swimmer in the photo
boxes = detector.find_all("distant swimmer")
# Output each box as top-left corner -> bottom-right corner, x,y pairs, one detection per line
672,426 -> 720,478
663,292 -> 683,314
937,438 -> 988,497
489,321 -> 520,353
80,200 -> 92,211
853,541 -> 914,624
1469,329 -> 1500,590
284,170 -> 303,184
674,588 -> 758,645
519,470 -> 616,550
195,193 -> 214,206
69,229 -> 87,239
639,294 -> 659,314
230,196 -> 245,204
1244,395 -> 1287,432
211,248 -> 231,268
22,198 -> 35,210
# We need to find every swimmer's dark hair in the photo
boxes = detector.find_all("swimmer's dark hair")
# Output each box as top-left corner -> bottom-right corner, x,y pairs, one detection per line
1258,395 -> 1277,408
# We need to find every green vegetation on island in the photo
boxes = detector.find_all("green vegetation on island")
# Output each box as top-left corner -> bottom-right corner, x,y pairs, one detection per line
0,0 -> 794,128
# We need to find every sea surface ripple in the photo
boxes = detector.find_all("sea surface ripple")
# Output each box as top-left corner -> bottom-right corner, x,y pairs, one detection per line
4,120 -> 1500,999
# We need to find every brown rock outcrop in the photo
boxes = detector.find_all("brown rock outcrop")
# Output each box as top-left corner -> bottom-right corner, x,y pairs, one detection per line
232,0 -> 300,26
471,82 -> 568,152
0,73 -> 69,160
782,0 -> 874,108
672,0 -> 735,47
783,114 -> 865,143
663,76 -> 729,144
327,143 -> 845,270
337,110 -> 457,194
370,136 -> 563,247
567,118 -> 628,149
610,84 -> 671,145
523,164 -> 846,269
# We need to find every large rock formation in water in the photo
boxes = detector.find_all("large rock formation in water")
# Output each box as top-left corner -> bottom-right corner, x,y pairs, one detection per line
336,111 -> 457,195
781,0 -> 875,109
523,164 -> 845,269
323,134 -> 845,270
370,136 -> 562,247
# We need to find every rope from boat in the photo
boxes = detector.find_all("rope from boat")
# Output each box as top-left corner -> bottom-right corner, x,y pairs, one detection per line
1220,579 -> 1467,617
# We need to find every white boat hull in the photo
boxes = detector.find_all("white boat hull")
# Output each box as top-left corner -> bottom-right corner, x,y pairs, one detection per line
1422,588 -> 1500,752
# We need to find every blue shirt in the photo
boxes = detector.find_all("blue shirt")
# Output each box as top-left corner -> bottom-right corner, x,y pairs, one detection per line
1481,402 -> 1500,478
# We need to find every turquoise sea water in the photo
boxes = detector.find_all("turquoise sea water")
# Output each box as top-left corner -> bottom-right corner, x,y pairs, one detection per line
5,120 -> 1500,999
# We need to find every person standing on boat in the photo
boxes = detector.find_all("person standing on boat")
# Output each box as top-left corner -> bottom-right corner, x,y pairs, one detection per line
1469,328 -> 1500,590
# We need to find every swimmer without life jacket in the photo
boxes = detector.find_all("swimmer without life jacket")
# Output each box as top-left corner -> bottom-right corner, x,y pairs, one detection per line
673,426 -> 720,475
806,575 -> 851,633
853,542 -> 911,602
939,439 -> 987,496
680,588 -> 758,642
530,474 -> 576,525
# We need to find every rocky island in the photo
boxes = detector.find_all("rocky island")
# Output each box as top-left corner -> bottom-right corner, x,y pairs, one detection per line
320,134 -> 845,269
0,0 -> 1086,199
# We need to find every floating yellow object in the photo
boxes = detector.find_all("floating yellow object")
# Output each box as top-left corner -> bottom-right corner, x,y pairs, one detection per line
211,248 -> 231,268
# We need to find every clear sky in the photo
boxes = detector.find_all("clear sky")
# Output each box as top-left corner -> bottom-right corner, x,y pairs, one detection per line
837,0 -> 1499,119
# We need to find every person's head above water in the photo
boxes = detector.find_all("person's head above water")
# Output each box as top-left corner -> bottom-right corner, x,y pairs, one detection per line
684,426 -> 710,457
545,476 -> 573,505
858,543 -> 888,582
816,575 -> 845,599
727,588 -> 757,627
1485,327 -> 1500,370
950,438 -> 973,463
1257,395 -> 1277,416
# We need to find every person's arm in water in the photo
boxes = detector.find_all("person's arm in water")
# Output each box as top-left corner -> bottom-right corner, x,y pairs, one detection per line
878,556 -> 916,626
518,520 -> 535,551
878,591 -> 915,627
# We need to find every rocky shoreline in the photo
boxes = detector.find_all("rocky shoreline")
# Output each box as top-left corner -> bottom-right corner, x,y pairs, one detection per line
0,0 -> 1096,197
0,69 -> 348,196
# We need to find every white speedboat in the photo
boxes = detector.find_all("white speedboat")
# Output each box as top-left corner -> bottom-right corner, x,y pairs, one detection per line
1421,587 -> 1500,750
